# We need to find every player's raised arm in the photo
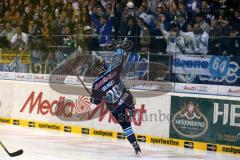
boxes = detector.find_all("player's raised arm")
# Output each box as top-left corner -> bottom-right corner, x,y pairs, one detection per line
112,48 -> 126,73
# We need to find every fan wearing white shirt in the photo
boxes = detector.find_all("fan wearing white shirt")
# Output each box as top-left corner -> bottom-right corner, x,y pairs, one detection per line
10,26 -> 28,50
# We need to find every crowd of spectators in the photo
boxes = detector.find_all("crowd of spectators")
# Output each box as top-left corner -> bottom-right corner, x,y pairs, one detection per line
0,0 -> 239,56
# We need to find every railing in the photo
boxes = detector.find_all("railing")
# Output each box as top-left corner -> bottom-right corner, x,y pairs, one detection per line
0,35 -> 239,96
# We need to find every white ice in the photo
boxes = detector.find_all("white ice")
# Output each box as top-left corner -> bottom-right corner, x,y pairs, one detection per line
0,124 -> 239,160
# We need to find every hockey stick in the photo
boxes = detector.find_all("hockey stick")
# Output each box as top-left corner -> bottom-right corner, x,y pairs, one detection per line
0,141 -> 23,157
57,48 -> 92,96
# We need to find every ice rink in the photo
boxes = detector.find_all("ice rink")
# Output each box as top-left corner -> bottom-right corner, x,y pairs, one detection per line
0,124 -> 238,160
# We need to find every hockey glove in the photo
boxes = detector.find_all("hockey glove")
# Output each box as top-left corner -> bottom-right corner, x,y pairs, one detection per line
90,98 -> 101,105
128,106 -> 135,118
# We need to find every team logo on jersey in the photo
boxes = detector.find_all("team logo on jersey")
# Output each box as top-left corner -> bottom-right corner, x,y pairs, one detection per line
172,101 -> 208,138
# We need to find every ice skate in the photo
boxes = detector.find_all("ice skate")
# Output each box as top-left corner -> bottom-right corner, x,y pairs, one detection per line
132,142 -> 141,156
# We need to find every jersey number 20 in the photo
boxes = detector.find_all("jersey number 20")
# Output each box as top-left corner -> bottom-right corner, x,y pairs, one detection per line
105,85 -> 122,103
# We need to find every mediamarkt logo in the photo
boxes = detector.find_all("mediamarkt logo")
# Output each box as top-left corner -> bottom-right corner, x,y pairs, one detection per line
20,91 -> 92,119
172,101 -> 208,138
20,92 -> 146,126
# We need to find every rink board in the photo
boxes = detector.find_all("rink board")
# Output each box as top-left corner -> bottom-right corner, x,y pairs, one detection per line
0,80 -> 170,138
0,80 -> 239,156
1,117 -> 240,156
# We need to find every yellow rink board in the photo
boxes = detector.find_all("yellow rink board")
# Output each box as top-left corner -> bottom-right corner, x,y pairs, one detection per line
0,117 -> 239,156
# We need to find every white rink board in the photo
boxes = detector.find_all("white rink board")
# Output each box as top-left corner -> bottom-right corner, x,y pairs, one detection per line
0,80 -> 171,138
0,83 -> 13,118
174,83 -> 219,95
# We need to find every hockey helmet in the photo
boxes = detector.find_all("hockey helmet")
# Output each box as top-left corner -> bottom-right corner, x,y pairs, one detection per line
92,55 -> 107,74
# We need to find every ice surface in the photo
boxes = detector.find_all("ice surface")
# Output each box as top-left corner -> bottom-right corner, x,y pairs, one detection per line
0,124 -> 238,160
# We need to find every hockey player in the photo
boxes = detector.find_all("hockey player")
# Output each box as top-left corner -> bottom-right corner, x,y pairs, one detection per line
90,48 -> 141,155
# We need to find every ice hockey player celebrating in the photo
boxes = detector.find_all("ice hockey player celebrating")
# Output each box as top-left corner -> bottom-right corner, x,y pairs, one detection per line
90,48 -> 141,156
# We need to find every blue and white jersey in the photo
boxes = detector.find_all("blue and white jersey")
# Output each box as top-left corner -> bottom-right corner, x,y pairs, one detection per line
91,49 -> 133,111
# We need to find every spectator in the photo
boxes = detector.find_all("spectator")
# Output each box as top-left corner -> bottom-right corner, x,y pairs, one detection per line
49,13 -> 58,34
200,0 -> 215,24
0,0 -> 237,59
118,9 -> 129,36
0,21 -> 5,36
187,23 -> 193,32
119,1 -> 140,32
42,10 -> 51,22
0,21 -> 10,48
9,3 -> 17,20
23,5 -> 34,31
168,0 -> 178,20
27,20 -> 44,51
230,10 -> 240,35
222,26 -> 240,56
226,0 -> 240,9
136,17 -> 151,53
61,26 -> 75,55
72,8 -> 82,24
71,4 -> 90,27
40,0 -> 49,11
15,11 -> 24,28
160,20 -> 185,54
176,2 -> 187,17
131,0 -> 142,8
208,20 -> 222,55
232,10 -> 240,54
176,13 -> 188,32
98,0 -> 112,9
180,23 -> 198,54
41,21 -> 51,40
124,1 -> 139,18
10,26 -> 28,50
138,2 -> 154,29
27,20 -> 42,36
158,13 -> 171,31
95,5 -> 105,16
121,17 -> 140,52
83,25 -> 100,52
2,10 -> 13,24
194,13 -> 210,33
51,0 -> 64,12
73,23 -> 85,53
147,0 -> 158,14
88,0 -> 116,49
153,4 -> 166,26
0,1 -> 5,17
0,22 -> 15,42
150,21 -> 167,53
186,0 -> 200,17
193,23 -> 209,55
23,0 -> 31,7
81,6 -> 90,25
32,4 -> 41,22
64,2 -> 74,18
57,10 -> 71,34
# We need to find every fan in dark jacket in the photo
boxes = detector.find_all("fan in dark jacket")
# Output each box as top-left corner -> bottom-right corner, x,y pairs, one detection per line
121,17 -> 140,52
150,21 -> 167,54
